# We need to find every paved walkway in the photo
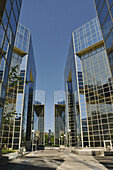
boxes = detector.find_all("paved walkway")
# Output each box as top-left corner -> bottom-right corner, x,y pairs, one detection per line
2,151 -> 29,160
0,149 -> 108,170
3,152 -> 19,160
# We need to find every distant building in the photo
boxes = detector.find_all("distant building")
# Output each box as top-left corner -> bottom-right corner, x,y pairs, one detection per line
54,91 -> 66,145
33,90 -> 45,146
0,0 -> 22,129
65,17 -> 113,147
1,23 -> 36,149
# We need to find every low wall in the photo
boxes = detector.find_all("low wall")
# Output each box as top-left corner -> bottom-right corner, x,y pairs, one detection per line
37,146 -> 45,150
71,148 -> 104,156
104,151 -> 113,156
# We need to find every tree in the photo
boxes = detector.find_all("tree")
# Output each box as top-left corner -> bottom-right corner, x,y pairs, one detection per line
45,133 -> 49,146
51,132 -> 54,146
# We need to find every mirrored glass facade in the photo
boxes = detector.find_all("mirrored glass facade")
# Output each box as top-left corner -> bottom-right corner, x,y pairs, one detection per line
80,45 -> 112,147
73,17 -> 102,53
0,0 -> 22,128
94,0 -> 113,74
33,90 -> 45,146
65,17 -> 113,147
64,39 -> 78,146
54,91 -> 66,145
1,23 -> 36,150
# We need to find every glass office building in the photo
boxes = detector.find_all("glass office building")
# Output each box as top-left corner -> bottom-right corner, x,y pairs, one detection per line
94,0 -> 113,75
33,90 -> 45,146
64,38 -> 85,147
54,91 -> 66,145
0,0 -> 22,128
65,17 -> 113,147
1,23 -> 36,149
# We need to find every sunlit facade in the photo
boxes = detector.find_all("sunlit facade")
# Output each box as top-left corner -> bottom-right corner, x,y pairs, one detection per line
54,91 -> 66,145
65,17 -> 113,147
1,23 -> 36,149
94,0 -> 113,75
0,0 -> 22,128
33,90 -> 45,146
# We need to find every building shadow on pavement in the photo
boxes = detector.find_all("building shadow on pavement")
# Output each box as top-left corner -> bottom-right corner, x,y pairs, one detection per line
0,163 -> 56,170
0,155 -> 65,170
95,156 -> 113,170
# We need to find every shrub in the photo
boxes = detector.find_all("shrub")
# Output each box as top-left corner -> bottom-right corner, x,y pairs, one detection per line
53,145 -> 59,147
2,150 -> 16,154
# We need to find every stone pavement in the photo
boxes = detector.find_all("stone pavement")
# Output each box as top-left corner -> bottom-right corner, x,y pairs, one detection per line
3,151 -> 20,160
95,156 -> 113,169
57,150 -> 107,170
2,151 -> 29,160
1,148 -> 113,169
0,151 -> 29,167
0,149 -> 108,170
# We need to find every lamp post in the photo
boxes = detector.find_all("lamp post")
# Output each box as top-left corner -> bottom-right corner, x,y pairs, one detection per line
64,134 -> 66,146
77,135 -> 79,147
32,129 -> 35,151
68,129 -> 71,147
35,134 -> 38,150
61,136 -> 63,145
59,138 -> 60,146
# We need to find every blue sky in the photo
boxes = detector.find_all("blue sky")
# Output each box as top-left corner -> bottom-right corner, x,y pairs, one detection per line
19,0 -> 96,132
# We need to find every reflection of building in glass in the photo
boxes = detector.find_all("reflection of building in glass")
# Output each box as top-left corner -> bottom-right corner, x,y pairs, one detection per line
94,1 -> 113,75
1,23 -> 36,150
54,91 -> 66,145
65,17 -> 113,147
33,90 -> 45,146
0,0 -> 22,129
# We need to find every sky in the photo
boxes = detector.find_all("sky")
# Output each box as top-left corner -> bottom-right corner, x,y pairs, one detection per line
19,0 -> 96,132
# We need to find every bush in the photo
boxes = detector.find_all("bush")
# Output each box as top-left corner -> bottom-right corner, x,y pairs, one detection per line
2,150 -> 16,154
38,145 -> 45,147
53,145 -> 59,147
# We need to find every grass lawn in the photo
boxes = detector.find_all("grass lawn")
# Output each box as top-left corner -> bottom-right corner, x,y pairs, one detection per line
2,150 -> 16,154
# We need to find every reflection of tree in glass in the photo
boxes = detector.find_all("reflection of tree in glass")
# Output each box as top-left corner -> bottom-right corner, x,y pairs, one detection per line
2,65 -> 31,125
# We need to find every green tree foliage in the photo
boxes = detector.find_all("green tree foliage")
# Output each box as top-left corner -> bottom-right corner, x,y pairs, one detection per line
51,132 -> 54,146
45,132 -> 54,146
45,133 -> 49,146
